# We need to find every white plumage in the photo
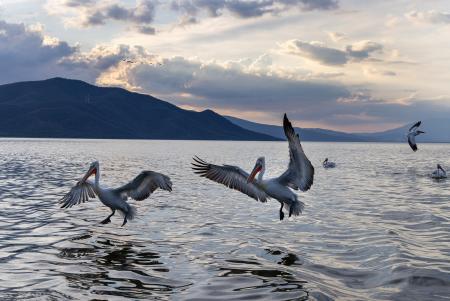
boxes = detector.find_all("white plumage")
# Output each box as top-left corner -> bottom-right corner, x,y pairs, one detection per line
60,161 -> 172,226
192,114 -> 314,220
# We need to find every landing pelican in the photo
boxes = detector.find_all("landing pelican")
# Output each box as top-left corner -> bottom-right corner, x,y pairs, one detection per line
192,114 -> 314,220
59,161 -> 172,226
431,164 -> 447,179
407,121 -> 425,152
323,158 -> 336,168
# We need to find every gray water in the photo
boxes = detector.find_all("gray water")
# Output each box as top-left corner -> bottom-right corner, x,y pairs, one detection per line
0,139 -> 449,301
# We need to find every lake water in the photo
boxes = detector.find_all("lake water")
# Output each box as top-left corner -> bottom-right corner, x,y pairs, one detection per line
0,139 -> 449,301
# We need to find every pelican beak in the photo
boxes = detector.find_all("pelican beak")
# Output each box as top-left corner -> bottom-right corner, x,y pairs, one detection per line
247,163 -> 262,183
82,167 -> 96,182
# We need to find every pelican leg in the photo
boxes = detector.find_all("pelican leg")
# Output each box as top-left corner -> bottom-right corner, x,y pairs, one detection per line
101,209 -> 115,224
279,203 -> 285,221
121,217 -> 127,227
289,205 -> 293,218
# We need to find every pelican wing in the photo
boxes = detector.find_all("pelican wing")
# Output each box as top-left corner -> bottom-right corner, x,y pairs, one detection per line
192,157 -> 269,202
408,134 -> 417,151
114,171 -> 172,201
409,121 -> 421,132
59,180 -> 96,209
277,114 -> 314,191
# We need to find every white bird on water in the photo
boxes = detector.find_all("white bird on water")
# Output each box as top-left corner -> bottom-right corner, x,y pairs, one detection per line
322,158 -> 336,168
192,114 -> 314,220
431,164 -> 447,179
407,121 -> 425,152
59,161 -> 172,226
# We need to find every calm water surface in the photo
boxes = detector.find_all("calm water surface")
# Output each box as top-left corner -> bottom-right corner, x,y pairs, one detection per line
0,139 -> 449,301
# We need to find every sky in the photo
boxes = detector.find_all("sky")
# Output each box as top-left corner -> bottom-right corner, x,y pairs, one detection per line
1,0 -> 450,132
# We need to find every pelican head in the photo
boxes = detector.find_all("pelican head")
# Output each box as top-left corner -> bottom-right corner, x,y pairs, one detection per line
82,161 -> 99,181
247,157 -> 265,183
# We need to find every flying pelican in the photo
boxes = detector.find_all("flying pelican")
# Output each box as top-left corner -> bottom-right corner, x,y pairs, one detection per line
59,161 -> 172,226
192,114 -> 314,220
431,164 -> 447,179
323,158 -> 336,168
407,121 -> 425,152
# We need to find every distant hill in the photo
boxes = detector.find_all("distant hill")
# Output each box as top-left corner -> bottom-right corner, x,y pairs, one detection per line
225,116 -> 368,142
360,119 -> 450,143
226,115 -> 450,143
0,78 -> 278,141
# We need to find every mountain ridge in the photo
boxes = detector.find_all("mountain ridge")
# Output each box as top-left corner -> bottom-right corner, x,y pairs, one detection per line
0,77 -> 279,141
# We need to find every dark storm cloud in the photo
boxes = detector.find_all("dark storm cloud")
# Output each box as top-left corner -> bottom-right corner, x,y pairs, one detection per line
345,41 -> 383,60
286,40 -> 348,65
170,0 -> 339,19
81,0 -> 156,30
127,56 -> 350,110
226,0 -> 275,18
0,19 -> 142,84
284,39 -> 383,66
123,56 -> 450,129
137,25 -> 156,34
65,0 -> 95,7
0,20 -> 77,83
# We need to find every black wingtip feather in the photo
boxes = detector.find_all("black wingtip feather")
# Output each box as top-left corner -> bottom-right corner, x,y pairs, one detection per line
283,113 -> 296,138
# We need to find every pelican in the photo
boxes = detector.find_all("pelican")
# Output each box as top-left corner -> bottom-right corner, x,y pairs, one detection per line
407,121 -> 425,152
192,114 -> 314,220
323,158 -> 336,168
431,164 -> 447,179
59,161 -> 172,226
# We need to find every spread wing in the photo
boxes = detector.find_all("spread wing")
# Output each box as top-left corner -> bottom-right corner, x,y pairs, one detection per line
408,134 -> 417,151
59,180 -> 96,209
409,121 -> 421,132
114,171 -> 172,201
277,114 -> 314,191
192,156 -> 269,202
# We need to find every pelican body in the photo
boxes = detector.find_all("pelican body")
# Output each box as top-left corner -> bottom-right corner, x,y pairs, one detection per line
431,164 -> 447,179
407,121 -> 425,152
323,158 -> 336,168
60,161 -> 172,226
192,114 -> 314,220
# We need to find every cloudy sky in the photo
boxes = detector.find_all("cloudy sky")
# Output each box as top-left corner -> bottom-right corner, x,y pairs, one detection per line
1,0 -> 450,132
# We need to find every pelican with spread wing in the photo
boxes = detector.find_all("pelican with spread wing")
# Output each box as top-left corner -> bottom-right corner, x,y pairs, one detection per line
192,114 -> 314,220
407,121 -> 425,152
59,161 -> 172,226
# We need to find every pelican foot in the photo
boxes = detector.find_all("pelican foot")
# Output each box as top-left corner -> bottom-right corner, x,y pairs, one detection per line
100,218 -> 111,225
279,211 -> 285,221
121,218 -> 127,227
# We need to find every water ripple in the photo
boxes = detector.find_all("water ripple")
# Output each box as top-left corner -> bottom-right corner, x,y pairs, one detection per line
0,139 -> 449,300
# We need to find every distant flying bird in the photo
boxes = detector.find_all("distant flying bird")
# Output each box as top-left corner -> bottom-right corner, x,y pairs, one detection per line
407,121 -> 425,152
431,164 -> 447,179
122,58 -> 135,63
60,161 -> 172,226
323,158 -> 336,168
192,114 -> 314,220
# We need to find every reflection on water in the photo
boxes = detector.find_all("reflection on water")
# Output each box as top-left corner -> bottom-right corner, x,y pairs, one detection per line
0,139 -> 449,300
